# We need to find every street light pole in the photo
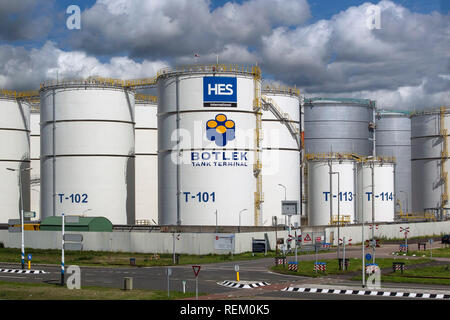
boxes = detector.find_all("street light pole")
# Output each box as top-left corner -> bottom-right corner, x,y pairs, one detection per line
330,171 -> 340,260
239,209 -> 247,233
278,183 -> 287,225
7,167 -> 31,270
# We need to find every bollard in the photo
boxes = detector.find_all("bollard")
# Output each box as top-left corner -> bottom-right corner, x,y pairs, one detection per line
124,277 -> 133,290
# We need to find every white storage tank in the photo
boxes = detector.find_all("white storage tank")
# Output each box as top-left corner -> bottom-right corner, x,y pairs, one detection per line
261,85 -> 301,227
304,98 -> 376,156
30,105 -> 40,220
306,154 -> 357,226
357,158 -> 395,223
40,79 -> 135,225
158,65 -> 261,226
135,94 -> 158,225
0,92 -> 31,223
375,110 -> 411,213
411,107 -> 450,214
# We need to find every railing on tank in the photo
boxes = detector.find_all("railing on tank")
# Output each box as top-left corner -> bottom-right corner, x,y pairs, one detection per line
410,106 -> 450,117
38,65 -> 262,91
40,76 -> 129,89
156,64 -> 261,78
135,94 -> 158,104
304,97 -> 376,108
305,153 -> 395,164
261,84 -> 300,97
330,215 -> 351,225
1,89 -> 40,105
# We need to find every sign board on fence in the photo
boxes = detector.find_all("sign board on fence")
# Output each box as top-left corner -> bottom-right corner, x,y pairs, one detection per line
303,233 -> 312,244
23,211 -> 36,218
63,243 -> 83,251
214,234 -> 234,250
63,234 -> 83,242
8,219 -> 21,226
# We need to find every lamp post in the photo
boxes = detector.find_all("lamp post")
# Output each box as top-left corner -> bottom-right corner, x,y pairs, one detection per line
7,167 -> 32,269
238,209 -> 247,233
278,183 -> 287,225
330,171 -> 341,260
214,210 -> 218,233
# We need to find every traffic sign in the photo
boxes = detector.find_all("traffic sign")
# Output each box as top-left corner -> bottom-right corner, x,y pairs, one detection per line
24,211 -> 36,218
166,268 -> 172,276
400,227 -> 410,233
234,265 -> 239,272
365,253 -> 372,261
28,254 -> 32,260
63,234 -> 83,242
192,265 -> 201,277
303,234 -> 312,242
63,243 -> 83,251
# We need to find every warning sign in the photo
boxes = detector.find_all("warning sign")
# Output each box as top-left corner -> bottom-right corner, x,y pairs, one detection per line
192,265 -> 201,277
303,233 -> 312,243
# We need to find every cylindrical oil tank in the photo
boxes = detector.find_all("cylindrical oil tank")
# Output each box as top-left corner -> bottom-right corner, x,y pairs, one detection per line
30,105 -> 41,220
375,110 -> 411,213
304,98 -> 376,156
261,86 -> 301,227
158,65 -> 261,226
40,81 -> 135,225
306,154 -> 357,226
411,107 -> 450,213
357,158 -> 395,222
135,95 -> 158,225
0,93 -> 31,223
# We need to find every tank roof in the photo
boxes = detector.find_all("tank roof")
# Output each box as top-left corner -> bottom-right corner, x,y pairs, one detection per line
304,97 -> 376,107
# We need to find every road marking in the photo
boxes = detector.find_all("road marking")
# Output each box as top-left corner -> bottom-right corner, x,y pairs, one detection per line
0,275 -> 24,279
281,287 -> 450,300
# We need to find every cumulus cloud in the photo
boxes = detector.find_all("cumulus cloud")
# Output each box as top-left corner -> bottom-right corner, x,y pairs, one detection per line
260,0 -> 450,109
0,0 -> 448,110
70,0 -> 311,59
0,41 -> 168,91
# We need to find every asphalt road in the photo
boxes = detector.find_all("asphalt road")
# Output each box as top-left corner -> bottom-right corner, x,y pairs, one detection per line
0,244 -> 449,300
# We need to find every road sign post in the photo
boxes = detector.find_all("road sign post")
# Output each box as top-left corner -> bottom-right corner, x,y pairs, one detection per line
400,227 -> 410,252
429,239 -> 433,258
61,213 -> 65,286
192,265 -> 201,300
235,265 -> 240,282
166,268 -> 172,298
27,254 -> 32,270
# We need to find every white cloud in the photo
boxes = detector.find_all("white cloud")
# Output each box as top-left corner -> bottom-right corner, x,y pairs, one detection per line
0,0 -> 447,110
71,0 -> 311,58
0,41 -> 168,91
260,0 -> 450,109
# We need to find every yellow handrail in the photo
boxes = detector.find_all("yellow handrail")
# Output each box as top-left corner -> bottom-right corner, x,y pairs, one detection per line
135,94 -> 158,103
262,84 -> 300,97
305,153 -> 396,163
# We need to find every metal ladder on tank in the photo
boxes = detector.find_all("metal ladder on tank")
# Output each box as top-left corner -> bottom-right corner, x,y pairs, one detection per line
261,95 -> 301,149
253,66 -> 264,226
440,107 -> 449,207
